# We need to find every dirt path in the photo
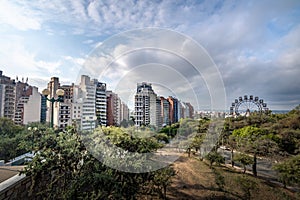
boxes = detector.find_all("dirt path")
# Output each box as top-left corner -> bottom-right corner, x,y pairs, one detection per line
167,155 -> 226,200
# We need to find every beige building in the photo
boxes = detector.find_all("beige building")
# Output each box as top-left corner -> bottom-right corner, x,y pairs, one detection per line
15,86 -> 41,125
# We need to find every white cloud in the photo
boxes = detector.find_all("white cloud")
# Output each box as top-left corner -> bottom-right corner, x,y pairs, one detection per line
87,1 -> 101,23
0,0 -> 41,30
1,0 -> 300,110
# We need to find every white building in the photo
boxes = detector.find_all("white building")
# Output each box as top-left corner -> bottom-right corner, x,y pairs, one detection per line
134,82 -> 161,128
73,75 -> 96,131
53,102 -> 72,130
22,86 -> 41,124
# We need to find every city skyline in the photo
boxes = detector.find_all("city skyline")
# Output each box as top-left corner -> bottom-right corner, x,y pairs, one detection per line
0,1 -> 300,110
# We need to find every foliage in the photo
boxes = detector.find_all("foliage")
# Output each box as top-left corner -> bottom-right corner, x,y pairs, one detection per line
189,133 -> 205,152
234,153 -> 253,173
273,155 -> 300,188
154,133 -> 170,144
0,117 -> 27,161
278,129 -> 300,155
232,125 -> 279,176
205,151 -> 225,168
22,125 -> 175,199
151,167 -> 176,199
0,117 -> 23,137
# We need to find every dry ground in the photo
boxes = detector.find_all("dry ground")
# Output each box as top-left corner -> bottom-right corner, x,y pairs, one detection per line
166,155 -> 299,200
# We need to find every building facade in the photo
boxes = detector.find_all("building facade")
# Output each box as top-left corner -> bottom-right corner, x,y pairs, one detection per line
95,81 -> 107,126
106,91 -> 121,126
0,71 -> 16,120
167,96 -> 179,124
14,86 -> 41,125
134,82 -> 161,128
160,96 -> 170,126
120,101 -> 130,123
72,75 -> 96,131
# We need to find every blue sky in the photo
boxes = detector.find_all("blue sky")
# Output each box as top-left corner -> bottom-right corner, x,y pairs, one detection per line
0,0 -> 300,110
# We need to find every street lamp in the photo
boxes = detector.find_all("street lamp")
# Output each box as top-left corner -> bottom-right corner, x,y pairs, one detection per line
42,88 -> 65,128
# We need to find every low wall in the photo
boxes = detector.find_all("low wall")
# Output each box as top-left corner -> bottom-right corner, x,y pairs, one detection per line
0,174 -> 32,200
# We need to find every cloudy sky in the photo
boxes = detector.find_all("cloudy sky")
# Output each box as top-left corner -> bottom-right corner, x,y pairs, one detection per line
0,0 -> 299,111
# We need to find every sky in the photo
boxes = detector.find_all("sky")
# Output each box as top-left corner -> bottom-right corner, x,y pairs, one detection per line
0,0 -> 300,111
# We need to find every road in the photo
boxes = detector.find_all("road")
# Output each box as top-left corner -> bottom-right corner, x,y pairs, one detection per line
218,149 -> 277,179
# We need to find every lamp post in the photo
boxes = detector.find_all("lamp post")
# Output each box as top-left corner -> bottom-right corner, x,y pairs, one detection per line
42,88 -> 65,128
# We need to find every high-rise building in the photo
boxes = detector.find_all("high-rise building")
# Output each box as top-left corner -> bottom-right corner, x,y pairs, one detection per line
60,84 -> 74,103
167,96 -> 178,124
181,102 -> 188,119
45,77 -> 73,130
59,84 -> 73,129
160,96 -> 170,126
177,100 -> 183,120
94,81 -> 107,126
73,75 -> 96,131
134,82 -> 161,128
120,101 -> 130,123
106,91 -> 121,126
53,102 -> 71,130
0,71 -> 16,120
40,95 -> 47,123
46,77 -> 60,124
71,102 -> 82,130
14,86 -> 41,125
0,71 -> 43,125
47,77 -> 60,99
185,102 -> 194,119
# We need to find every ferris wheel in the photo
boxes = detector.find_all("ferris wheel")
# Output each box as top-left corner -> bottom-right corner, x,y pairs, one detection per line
230,95 -> 269,116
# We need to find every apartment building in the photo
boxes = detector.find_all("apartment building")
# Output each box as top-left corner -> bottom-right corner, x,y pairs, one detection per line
14,86 -> 41,125
160,96 -> 170,126
134,82 -> 161,128
167,96 -> 179,124
95,81 -> 107,126
106,90 -> 121,126
73,75 -> 96,131
0,71 -> 16,120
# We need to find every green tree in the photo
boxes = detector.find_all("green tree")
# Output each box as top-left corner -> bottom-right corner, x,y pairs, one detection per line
0,117 -> 26,161
233,126 -> 279,176
0,117 -> 23,137
273,155 -> 300,188
234,153 -> 253,173
151,167 -> 175,199
205,151 -> 225,168
23,125 -> 175,199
